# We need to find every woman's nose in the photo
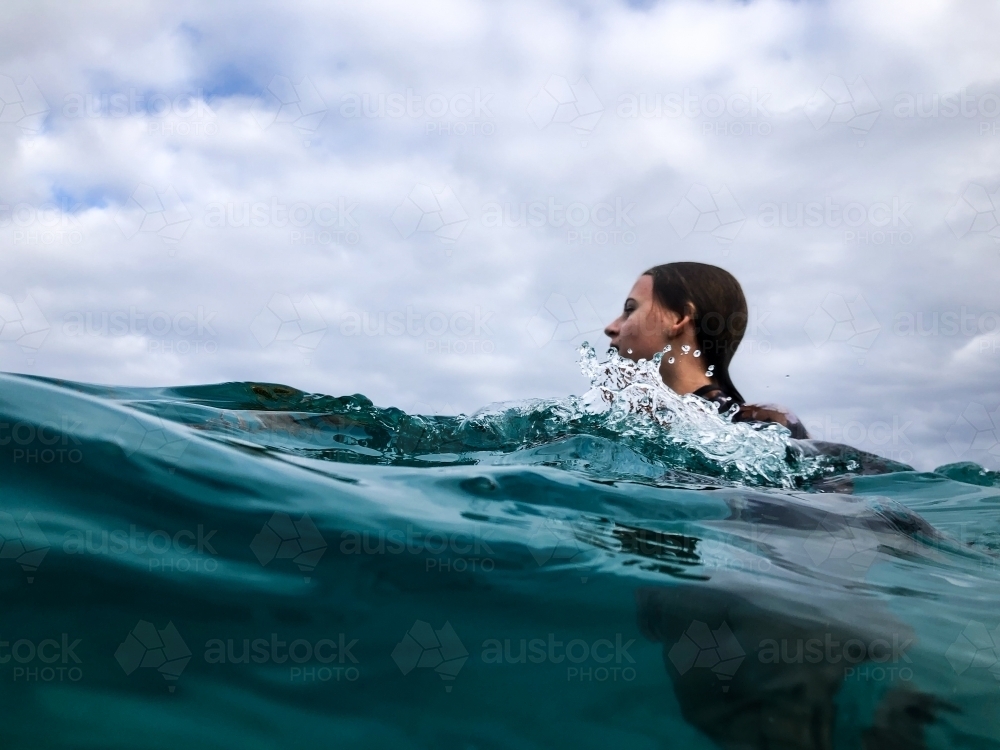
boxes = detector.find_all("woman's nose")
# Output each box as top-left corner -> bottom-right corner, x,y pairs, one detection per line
604,319 -> 619,338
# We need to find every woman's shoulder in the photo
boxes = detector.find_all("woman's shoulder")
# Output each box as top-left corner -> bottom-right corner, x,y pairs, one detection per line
692,386 -> 809,439
734,403 -> 809,439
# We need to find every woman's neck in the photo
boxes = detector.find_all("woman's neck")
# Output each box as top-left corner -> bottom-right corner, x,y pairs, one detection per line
658,352 -> 714,395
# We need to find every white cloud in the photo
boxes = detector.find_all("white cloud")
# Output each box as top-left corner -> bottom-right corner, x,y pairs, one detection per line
0,0 -> 998,469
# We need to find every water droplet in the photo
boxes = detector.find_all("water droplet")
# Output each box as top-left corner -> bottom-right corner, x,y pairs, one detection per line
668,357 -> 675,364
681,345 -> 690,354
693,350 -> 701,357
704,369 -> 712,377
627,348 -> 633,355
665,345 -> 672,352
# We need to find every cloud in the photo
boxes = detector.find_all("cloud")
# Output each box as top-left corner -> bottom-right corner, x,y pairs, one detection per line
0,0 -> 998,470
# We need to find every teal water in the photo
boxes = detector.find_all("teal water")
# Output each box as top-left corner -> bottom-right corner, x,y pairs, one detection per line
2,353 -> 1000,749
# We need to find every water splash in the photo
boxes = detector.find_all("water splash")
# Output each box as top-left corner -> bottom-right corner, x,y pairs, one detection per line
575,343 -> 803,485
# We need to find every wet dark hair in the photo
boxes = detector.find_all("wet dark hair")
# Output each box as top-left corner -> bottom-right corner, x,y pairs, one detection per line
643,262 -> 747,404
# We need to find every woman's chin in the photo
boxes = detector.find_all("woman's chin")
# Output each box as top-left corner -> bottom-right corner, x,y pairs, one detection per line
609,343 -> 655,362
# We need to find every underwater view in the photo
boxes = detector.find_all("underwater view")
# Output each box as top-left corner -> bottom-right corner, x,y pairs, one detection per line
2,347 -> 999,749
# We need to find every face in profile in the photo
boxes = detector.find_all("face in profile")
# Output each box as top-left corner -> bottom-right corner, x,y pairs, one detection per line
604,275 -> 682,362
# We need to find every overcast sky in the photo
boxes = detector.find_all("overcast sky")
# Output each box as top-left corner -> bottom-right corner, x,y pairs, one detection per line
0,0 -> 998,470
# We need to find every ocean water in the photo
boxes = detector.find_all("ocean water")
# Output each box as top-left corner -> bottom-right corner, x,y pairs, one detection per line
2,348 -> 1000,749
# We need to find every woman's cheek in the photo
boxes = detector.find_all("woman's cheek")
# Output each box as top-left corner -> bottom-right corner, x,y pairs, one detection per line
638,311 -> 660,337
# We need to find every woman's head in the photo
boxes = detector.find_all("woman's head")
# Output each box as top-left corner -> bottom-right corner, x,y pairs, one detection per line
603,262 -> 748,402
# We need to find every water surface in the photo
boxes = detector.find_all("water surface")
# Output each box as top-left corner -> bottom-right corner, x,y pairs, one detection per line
2,351 -> 998,748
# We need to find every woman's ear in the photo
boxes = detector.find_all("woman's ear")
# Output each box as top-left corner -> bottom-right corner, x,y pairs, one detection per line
663,304 -> 694,340
673,303 -> 697,339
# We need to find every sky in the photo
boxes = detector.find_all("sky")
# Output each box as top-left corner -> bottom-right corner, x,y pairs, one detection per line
0,0 -> 999,470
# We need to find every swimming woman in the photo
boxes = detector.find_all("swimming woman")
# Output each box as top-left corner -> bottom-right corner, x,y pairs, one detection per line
603,262 -> 808,438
